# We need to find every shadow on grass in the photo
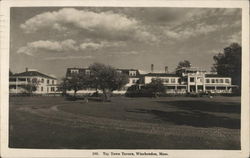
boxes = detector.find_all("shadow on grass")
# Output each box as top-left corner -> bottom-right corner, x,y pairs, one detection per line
157,100 -> 241,114
126,108 -> 240,129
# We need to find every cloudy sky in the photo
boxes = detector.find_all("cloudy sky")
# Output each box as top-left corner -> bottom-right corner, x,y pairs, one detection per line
10,7 -> 241,78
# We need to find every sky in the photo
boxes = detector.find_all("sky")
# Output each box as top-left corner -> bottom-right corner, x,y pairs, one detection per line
10,7 -> 241,79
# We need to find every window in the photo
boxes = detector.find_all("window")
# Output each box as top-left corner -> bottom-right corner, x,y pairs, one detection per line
215,79 -> 219,83
211,79 -> 215,83
206,79 -> 210,83
225,79 -> 230,83
27,78 -> 30,82
171,78 -> 175,83
178,78 -> 181,83
18,78 -> 26,81
71,69 -> 79,74
47,79 -> 50,84
9,85 -> 16,89
117,70 -> 122,74
9,78 -> 16,82
41,79 -> 44,83
190,77 -> 195,82
51,87 -> 55,92
52,80 -> 54,84
220,79 -> 224,83
165,78 -> 169,83
41,87 -> 43,91
129,71 -> 136,76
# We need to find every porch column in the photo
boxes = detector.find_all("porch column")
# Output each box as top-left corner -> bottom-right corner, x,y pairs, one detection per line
195,77 -> 198,93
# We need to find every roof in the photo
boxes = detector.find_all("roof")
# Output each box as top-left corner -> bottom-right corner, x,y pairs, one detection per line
66,68 -> 89,77
66,68 -> 141,77
143,73 -> 179,77
205,74 -> 230,78
176,67 -> 206,72
116,69 -> 141,77
11,71 -> 57,79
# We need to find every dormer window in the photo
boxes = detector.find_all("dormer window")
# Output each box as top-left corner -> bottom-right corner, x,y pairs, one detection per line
71,69 -> 79,74
129,71 -> 136,76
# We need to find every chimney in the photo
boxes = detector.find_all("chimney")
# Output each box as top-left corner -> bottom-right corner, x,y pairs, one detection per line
165,66 -> 168,73
151,64 -> 154,73
25,68 -> 28,72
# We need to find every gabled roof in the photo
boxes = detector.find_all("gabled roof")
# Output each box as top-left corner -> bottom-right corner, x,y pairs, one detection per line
143,73 -> 179,77
11,71 -> 57,79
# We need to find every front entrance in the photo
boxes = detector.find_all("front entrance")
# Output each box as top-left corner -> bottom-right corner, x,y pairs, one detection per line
189,85 -> 196,92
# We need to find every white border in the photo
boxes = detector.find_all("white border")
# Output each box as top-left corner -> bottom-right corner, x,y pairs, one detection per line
0,0 -> 249,158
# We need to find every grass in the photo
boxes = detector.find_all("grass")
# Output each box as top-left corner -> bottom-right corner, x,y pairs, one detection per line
9,96 -> 240,149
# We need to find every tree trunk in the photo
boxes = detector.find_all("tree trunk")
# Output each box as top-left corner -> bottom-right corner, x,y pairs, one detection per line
102,89 -> 107,101
102,89 -> 110,102
74,89 -> 77,98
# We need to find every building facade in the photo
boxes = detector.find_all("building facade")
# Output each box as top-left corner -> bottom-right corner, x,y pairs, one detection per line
65,66 -> 236,95
142,67 -> 236,94
9,68 -> 59,94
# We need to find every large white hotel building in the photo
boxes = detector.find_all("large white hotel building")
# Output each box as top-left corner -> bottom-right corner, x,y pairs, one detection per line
9,66 -> 237,95
66,66 -> 237,94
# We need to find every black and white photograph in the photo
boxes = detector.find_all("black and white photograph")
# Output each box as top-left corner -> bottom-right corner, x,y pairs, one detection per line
0,0 -> 249,158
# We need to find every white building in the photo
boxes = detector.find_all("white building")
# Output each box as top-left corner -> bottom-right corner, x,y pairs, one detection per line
142,67 -> 236,94
9,68 -> 59,94
65,66 -> 237,95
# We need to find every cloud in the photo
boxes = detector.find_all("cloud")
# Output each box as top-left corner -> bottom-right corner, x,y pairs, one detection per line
118,51 -> 139,55
164,22 -> 231,41
17,39 -> 79,55
226,31 -> 241,44
161,8 -> 241,41
108,51 -> 139,56
20,8 -> 156,42
20,8 -> 138,33
79,41 -> 126,50
44,55 -> 93,60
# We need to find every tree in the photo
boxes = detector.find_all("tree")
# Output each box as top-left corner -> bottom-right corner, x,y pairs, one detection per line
212,43 -> 241,87
60,74 -> 91,97
21,78 -> 39,95
176,60 -> 192,70
89,63 -> 129,101
145,78 -> 166,97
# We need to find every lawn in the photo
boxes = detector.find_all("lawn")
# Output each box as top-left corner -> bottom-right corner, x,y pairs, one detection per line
9,96 -> 240,149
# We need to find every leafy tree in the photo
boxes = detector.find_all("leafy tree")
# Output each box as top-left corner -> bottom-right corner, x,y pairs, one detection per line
145,78 -> 166,97
212,43 -> 241,86
60,74 -> 91,97
89,63 -> 129,101
21,78 -> 39,95
176,60 -> 192,70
